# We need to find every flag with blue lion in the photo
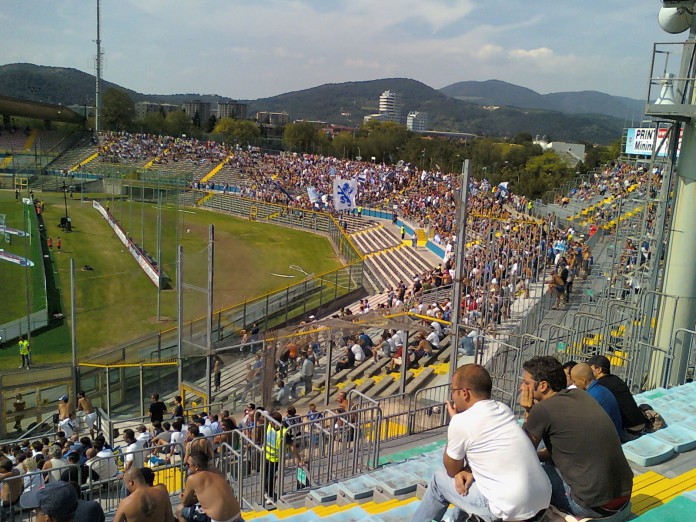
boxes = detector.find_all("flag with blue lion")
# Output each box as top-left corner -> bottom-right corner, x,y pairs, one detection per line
333,178 -> 358,211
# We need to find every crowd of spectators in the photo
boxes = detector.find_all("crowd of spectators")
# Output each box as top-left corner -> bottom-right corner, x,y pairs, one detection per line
97,132 -> 228,167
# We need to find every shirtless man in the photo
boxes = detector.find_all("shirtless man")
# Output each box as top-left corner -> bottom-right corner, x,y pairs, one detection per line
57,394 -> 76,437
114,467 -> 175,522
177,451 -> 243,522
0,458 -> 22,510
77,390 -> 97,437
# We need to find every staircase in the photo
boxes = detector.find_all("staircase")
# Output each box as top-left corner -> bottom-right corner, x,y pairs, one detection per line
350,226 -> 433,293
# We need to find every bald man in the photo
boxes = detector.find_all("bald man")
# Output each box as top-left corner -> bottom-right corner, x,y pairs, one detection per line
114,467 -> 175,522
570,363 -> 622,436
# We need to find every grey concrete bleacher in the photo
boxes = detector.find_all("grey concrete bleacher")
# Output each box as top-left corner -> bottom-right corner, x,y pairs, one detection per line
0,130 -> 32,152
44,143 -> 97,171
350,226 -> 434,293
147,159 -> 209,180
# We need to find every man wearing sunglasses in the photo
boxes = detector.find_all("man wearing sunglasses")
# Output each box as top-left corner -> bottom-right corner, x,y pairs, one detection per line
413,364 -> 550,521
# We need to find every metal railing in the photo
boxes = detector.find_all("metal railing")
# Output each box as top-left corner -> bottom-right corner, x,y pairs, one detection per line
84,441 -> 186,513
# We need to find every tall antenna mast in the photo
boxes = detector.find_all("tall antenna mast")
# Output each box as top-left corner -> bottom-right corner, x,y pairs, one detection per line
95,0 -> 102,143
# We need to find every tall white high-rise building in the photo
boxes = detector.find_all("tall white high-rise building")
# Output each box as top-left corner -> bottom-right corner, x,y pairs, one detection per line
378,90 -> 401,123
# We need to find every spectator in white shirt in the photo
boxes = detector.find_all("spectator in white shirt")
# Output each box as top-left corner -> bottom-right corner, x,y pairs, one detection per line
350,339 -> 365,363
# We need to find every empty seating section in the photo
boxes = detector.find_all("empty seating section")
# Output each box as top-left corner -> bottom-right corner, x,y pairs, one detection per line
47,139 -> 100,172
0,129 -> 33,152
350,226 -> 433,292
623,381 -> 696,466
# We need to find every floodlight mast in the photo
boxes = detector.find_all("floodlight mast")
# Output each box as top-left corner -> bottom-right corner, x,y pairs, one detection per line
95,0 -> 102,144
647,1 -> 696,386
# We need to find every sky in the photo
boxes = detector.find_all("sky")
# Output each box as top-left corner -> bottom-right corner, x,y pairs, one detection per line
0,0 -> 684,101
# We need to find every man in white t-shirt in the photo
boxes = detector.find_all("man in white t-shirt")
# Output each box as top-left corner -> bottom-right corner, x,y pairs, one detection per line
412,364 -> 551,521
350,339 -> 365,363
123,429 -> 145,471
426,327 -> 440,350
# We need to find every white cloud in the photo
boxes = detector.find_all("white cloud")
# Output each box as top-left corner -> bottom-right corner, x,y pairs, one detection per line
0,0 -> 680,100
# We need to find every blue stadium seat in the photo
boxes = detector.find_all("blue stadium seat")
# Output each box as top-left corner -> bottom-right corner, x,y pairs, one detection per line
654,404 -> 690,425
650,425 -> 696,453
307,483 -> 341,505
335,475 -> 380,503
622,436 -> 675,466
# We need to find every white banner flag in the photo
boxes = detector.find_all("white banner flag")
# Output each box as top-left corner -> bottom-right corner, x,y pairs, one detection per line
333,178 -> 358,211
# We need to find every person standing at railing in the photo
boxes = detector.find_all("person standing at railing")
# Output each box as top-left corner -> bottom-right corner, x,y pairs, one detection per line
149,394 -> 167,429
57,395 -> 76,438
77,391 -> 96,438
263,411 -> 303,505
12,393 -> 25,432
18,336 -> 30,370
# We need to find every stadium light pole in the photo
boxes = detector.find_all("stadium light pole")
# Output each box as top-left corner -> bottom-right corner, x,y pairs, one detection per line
23,204 -> 33,343
449,159 -> 471,382
70,258 -> 78,395
206,225 -> 215,403
94,0 -> 102,143
156,190 -> 163,321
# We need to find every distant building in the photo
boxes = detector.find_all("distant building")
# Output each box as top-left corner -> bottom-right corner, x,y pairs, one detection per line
407,111 -> 428,132
321,124 -> 359,138
379,90 -> 401,123
135,101 -> 179,120
217,101 -> 248,120
256,111 -> 290,126
183,100 -> 211,127
534,138 -> 586,162
364,90 -> 402,124
363,113 -> 389,124
67,105 -> 95,118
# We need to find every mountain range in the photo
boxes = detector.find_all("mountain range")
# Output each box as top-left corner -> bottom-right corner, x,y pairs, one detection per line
440,79 -> 646,121
0,63 -> 644,145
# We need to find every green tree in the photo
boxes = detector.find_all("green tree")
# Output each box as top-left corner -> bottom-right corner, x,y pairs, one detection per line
512,132 -> 533,145
207,114 -> 217,133
101,88 -> 135,131
357,121 -> 411,163
165,110 -> 192,137
213,118 -> 261,146
283,122 -> 323,153
330,131 -> 357,159
138,111 -> 166,134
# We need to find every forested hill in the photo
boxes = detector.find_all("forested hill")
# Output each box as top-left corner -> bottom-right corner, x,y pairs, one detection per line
0,63 -> 627,144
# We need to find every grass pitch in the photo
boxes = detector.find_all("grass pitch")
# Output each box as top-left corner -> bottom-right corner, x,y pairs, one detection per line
0,194 -> 46,318
0,189 -> 342,368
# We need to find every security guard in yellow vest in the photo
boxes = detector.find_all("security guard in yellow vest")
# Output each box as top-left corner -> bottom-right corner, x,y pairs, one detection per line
263,411 -> 303,504
18,336 -> 30,369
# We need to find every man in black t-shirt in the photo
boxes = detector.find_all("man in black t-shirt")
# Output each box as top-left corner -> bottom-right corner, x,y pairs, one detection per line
172,395 -> 184,420
520,356 -> 633,520
149,393 -> 167,425
588,354 -> 646,438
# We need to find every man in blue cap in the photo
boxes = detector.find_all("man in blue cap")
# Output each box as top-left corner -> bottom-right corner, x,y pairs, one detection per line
19,481 -> 78,522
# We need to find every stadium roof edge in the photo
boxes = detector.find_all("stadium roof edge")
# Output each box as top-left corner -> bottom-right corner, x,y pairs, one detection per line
0,94 -> 86,124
